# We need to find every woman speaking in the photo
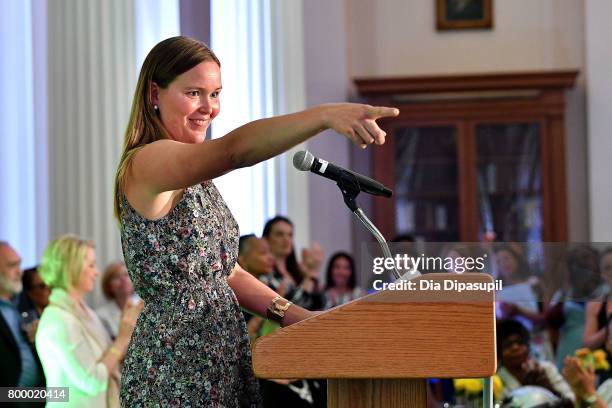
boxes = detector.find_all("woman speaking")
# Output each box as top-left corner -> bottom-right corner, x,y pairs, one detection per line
114,36 -> 397,407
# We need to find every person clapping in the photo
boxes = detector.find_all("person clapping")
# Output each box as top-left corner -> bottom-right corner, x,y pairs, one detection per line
36,235 -> 143,408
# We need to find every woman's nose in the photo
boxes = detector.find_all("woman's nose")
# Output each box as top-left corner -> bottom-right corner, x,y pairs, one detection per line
198,99 -> 213,114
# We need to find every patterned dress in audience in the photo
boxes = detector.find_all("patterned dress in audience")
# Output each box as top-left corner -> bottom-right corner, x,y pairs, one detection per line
119,182 -> 261,407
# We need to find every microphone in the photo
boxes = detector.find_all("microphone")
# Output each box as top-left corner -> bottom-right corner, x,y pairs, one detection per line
292,150 -> 392,198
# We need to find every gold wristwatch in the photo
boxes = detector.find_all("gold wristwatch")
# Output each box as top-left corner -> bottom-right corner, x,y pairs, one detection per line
266,296 -> 292,323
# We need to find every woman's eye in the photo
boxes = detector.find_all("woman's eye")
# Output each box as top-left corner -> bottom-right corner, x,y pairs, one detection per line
211,91 -> 220,98
188,90 -> 200,97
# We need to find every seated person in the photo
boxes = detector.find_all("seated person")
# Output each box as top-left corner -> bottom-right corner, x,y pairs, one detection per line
496,318 -> 575,405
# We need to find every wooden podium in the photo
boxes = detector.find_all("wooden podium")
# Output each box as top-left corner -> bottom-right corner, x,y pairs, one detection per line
252,273 -> 496,408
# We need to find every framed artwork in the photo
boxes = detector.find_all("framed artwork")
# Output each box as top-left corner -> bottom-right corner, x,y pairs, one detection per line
436,0 -> 493,30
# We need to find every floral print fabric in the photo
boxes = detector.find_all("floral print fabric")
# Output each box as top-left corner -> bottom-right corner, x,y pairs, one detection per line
119,181 -> 261,407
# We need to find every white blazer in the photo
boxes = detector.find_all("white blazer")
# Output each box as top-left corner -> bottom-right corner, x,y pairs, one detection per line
36,288 -> 119,408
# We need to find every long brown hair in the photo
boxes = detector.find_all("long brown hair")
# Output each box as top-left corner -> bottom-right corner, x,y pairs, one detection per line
113,36 -> 220,225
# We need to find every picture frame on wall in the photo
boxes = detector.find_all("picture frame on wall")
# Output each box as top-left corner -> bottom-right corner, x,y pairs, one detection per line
436,0 -> 493,30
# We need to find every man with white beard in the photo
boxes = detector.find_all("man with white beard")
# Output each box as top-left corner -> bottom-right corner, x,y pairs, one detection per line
0,241 -> 46,394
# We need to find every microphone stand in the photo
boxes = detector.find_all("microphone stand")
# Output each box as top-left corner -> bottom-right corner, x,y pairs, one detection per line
336,176 -> 418,282
336,175 -> 493,408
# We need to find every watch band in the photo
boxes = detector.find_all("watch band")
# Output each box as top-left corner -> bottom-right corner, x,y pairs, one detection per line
266,296 -> 292,323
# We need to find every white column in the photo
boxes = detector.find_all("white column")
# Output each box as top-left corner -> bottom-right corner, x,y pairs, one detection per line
270,0 -> 310,250
0,0 -> 39,266
586,0 -> 612,241
210,0 -> 309,247
32,0 -> 50,260
47,0 -> 136,278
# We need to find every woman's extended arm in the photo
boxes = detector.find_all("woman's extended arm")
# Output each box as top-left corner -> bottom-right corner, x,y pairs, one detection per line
129,104 -> 398,196
228,263 -> 314,327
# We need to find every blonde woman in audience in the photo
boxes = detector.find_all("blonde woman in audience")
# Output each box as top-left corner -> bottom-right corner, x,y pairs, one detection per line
95,261 -> 139,340
36,235 -> 143,408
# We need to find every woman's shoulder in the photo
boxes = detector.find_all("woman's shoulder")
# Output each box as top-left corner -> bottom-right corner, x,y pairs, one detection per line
37,304 -> 82,345
39,303 -> 79,326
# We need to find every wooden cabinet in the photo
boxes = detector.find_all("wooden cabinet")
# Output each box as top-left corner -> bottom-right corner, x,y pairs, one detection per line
353,71 -> 577,242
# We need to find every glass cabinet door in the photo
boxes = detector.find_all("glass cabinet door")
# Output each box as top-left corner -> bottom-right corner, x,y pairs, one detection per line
394,126 -> 460,241
476,123 -> 542,242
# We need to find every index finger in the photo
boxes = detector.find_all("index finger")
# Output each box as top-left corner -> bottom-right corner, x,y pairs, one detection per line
367,106 -> 399,119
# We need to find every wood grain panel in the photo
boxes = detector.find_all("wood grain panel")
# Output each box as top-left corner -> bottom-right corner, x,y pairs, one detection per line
253,273 -> 496,379
354,71 -> 578,95
328,379 -> 426,408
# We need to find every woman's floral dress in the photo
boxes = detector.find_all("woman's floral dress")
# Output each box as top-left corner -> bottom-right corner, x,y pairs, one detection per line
119,181 -> 261,407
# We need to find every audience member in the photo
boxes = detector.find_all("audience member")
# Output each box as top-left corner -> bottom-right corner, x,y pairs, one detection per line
238,233 -> 320,407
238,234 -> 275,280
95,261 -> 138,340
563,315 -> 612,408
0,241 -> 46,393
563,356 -> 611,408
261,219 -> 327,408
36,235 -> 143,408
495,243 -> 553,361
496,319 -> 574,405
582,247 -> 612,382
262,216 -> 325,311
237,234 -> 275,339
17,266 -> 50,318
549,245 -> 604,369
583,249 -> 612,350
324,252 -> 364,309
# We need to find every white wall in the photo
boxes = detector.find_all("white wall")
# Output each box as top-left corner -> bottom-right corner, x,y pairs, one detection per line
345,0 -> 588,241
586,0 -> 612,241
303,0 -> 354,281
